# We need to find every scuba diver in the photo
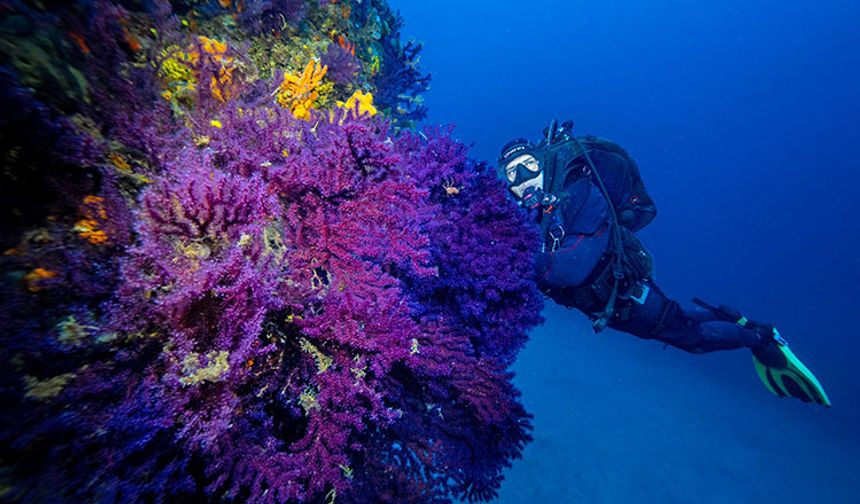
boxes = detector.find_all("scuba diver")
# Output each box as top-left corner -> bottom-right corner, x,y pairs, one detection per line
498,120 -> 830,406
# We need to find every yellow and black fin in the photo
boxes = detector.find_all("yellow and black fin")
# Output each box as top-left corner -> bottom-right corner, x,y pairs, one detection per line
752,330 -> 831,407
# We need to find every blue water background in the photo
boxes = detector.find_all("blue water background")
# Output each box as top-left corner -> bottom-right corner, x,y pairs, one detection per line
393,1 -> 860,502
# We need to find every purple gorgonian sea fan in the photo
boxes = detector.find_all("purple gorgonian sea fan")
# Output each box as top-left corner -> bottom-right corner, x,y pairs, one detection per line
1,2 -> 544,502
322,42 -> 360,86
56,106 -> 541,503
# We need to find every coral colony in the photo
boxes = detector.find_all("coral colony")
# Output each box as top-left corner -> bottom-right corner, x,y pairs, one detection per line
0,1 -> 544,502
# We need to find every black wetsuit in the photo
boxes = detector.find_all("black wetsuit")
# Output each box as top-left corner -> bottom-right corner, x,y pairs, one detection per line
533,140 -> 765,353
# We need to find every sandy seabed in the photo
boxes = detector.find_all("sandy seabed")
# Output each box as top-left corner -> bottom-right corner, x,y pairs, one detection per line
498,304 -> 859,504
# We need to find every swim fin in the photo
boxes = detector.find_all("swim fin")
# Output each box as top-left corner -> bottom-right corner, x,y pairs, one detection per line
691,298 -> 831,407
752,328 -> 831,407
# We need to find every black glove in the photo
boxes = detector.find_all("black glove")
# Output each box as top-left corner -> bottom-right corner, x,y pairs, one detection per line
522,187 -> 558,211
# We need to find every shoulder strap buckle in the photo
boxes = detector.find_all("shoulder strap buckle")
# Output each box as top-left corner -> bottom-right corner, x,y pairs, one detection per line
548,223 -> 565,252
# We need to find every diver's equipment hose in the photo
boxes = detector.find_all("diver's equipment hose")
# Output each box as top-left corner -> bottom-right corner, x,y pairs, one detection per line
546,119 -> 557,145
568,134 -> 626,332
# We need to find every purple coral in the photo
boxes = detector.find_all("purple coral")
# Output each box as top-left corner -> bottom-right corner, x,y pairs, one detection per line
123,156 -> 283,364
322,42 -> 360,86
4,109 -> 541,503
1,2 -> 541,503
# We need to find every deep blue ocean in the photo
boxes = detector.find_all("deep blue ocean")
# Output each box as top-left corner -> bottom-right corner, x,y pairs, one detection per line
395,1 -> 860,502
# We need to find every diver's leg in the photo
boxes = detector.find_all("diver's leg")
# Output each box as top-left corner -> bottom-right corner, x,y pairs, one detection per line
608,280 -> 766,354
608,281 -> 831,405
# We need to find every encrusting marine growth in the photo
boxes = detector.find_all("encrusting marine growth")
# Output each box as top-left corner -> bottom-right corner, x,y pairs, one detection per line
276,59 -> 329,119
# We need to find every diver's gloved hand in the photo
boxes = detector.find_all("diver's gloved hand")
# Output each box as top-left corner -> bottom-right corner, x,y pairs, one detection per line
521,187 -> 558,211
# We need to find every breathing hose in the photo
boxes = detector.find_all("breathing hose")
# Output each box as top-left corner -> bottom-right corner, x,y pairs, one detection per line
567,133 -> 626,331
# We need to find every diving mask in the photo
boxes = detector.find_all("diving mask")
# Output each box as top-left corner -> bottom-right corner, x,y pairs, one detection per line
505,154 -> 542,186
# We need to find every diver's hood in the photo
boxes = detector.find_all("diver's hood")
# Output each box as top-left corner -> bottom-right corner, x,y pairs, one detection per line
497,138 -> 537,178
